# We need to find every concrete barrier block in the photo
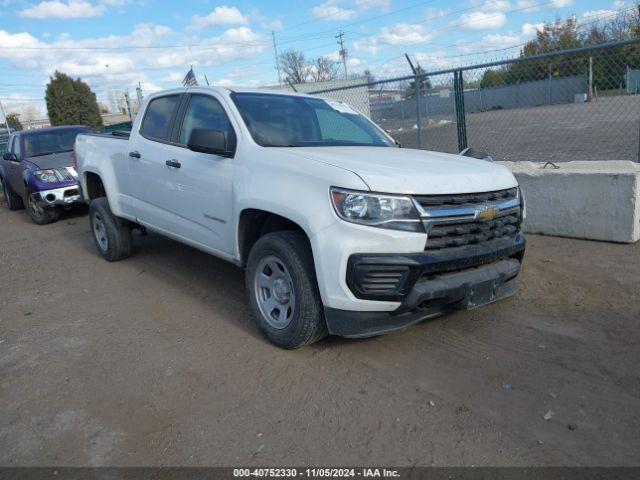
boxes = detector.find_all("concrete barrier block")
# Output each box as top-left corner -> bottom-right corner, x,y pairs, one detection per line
498,160 -> 640,243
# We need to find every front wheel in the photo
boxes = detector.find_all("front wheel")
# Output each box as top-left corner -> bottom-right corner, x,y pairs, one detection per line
246,231 -> 327,349
89,197 -> 132,262
27,191 -> 60,225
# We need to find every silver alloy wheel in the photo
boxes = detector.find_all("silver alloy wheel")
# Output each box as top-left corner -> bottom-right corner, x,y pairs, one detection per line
92,212 -> 109,252
28,193 -> 44,218
254,255 -> 295,329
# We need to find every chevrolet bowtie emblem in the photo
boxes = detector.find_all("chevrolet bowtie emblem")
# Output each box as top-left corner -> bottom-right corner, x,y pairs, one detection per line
474,206 -> 498,221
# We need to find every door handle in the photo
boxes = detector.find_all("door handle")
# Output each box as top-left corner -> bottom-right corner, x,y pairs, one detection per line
165,159 -> 181,169
129,151 -> 141,158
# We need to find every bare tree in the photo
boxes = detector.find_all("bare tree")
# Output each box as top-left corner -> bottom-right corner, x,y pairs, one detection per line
310,56 -> 339,83
279,50 -> 309,84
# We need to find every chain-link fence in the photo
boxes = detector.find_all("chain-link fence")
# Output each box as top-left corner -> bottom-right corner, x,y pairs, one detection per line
310,39 -> 640,163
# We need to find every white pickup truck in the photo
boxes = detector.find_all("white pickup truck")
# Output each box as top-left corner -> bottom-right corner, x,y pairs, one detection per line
75,87 -> 526,348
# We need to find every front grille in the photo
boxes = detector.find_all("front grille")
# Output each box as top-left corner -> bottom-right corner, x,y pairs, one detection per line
55,168 -> 75,182
415,188 -> 522,251
415,188 -> 518,210
425,212 -> 521,250
63,188 -> 79,198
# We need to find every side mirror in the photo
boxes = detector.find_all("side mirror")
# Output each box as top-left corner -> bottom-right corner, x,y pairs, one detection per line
3,152 -> 18,162
187,129 -> 233,157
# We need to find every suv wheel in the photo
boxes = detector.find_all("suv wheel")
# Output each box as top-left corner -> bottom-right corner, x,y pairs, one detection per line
27,191 -> 60,225
246,231 -> 327,349
89,197 -> 132,261
1,177 -> 24,211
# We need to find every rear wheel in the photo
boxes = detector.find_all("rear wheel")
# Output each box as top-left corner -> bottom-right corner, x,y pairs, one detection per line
0,177 -> 24,211
26,191 -> 60,225
89,197 -> 132,262
246,231 -> 327,349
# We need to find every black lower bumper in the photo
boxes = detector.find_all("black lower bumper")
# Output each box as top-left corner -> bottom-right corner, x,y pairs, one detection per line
325,234 -> 526,338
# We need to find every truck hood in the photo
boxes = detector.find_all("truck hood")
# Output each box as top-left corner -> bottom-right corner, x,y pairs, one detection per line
25,151 -> 74,170
288,146 -> 517,194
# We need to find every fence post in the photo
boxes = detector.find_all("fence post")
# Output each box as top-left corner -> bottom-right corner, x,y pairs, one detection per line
548,64 -> 552,105
415,74 -> 422,149
453,70 -> 468,152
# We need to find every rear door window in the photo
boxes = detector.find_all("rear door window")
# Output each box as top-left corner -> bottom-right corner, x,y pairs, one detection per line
140,95 -> 180,141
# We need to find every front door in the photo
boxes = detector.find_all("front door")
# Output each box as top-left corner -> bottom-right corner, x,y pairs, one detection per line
5,136 -> 25,196
130,92 -> 237,255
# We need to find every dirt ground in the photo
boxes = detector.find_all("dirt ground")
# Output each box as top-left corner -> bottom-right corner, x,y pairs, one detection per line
0,200 -> 639,467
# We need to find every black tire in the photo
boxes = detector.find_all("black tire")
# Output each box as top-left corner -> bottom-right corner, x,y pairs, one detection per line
89,197 -> 132,262
26,191 -> 60,225
246,231 -> 327,349
0,177 -> 24,211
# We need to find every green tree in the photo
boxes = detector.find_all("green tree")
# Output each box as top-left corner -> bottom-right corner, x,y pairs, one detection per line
1,113 -> 23,131
45,71 -> 103,129
404,65 -> 433,98
480,69 -> 507,88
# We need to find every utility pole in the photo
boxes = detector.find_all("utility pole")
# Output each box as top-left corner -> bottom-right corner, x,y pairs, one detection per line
136,82 -> 143,107
336,30 -> 348,79
124,91 -> 133,122
0,99 -> 11,134
272,31 -> 282,87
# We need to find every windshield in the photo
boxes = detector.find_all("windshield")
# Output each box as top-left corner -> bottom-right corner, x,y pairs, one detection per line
231,93 -> 394,148
24,128 -> 91,158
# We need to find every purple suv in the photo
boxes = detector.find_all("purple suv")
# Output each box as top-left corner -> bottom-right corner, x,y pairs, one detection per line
0,125 -> 91,224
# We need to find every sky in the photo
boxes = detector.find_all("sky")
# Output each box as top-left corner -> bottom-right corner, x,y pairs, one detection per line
0,0 -> 632,118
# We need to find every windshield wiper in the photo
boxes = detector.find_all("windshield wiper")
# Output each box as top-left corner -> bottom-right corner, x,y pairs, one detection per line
29,149 -> 73,157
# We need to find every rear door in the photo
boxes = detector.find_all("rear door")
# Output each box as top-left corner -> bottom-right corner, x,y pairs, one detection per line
127,93 -> 183,232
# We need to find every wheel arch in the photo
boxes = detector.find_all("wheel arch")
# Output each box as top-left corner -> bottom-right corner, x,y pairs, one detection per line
237,208 -> 311,267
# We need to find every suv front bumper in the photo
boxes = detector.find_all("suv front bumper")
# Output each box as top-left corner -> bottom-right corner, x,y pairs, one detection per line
32,185 -> 82,207
324,234 -> 526,338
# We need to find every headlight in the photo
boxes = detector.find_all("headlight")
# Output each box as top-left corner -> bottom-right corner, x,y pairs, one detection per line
330,187 -> 423,232
35,169 -> 59,183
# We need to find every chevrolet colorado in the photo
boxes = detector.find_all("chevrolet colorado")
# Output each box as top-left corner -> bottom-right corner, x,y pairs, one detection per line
75,87 -> 526,348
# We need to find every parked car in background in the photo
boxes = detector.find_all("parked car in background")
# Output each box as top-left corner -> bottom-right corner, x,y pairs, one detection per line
75,87 -> 526,348
0,125 -> 91,224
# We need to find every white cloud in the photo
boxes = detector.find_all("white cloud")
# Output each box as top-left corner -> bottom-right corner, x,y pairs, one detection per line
459,11 -> 507,30
355,0 -> 390,11
99,0 -> 127,5
522,22 -> 544,37
518,0 -> 574,12
613,1 -> 627,8
189,6 -> 248,31
552,0 -> 574,7
353,23 -> 433,54
262,19 -> 283,31
310,0 -> 357,21
0,22 -> 265,94
472,0 -> 511,11
214,77 -> 234,87
19,0 -> 105,19
581,9 -> 617,22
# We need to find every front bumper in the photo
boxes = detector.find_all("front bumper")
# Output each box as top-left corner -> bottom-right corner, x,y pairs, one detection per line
32,185 -> 82,207
324,234 -> 526,338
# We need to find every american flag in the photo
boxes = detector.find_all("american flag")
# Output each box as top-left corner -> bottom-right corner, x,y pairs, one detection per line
182,67 -> 198,87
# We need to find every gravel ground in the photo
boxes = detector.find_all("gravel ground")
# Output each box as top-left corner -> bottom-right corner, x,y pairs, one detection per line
378,95 -> 640,162
0,200 -> 639,467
